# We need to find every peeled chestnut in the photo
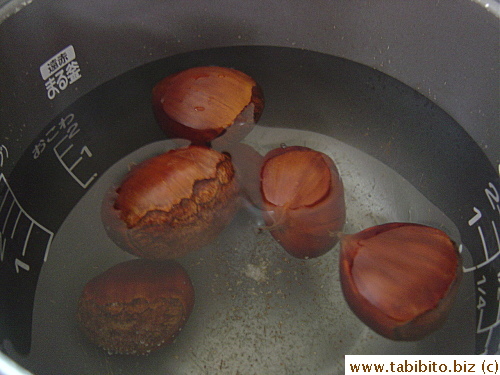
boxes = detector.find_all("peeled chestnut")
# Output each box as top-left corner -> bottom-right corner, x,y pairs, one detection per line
77,259 -> 195,355
260,146 -> 346,259
339,222 -> 462,341
152,66 -> 264,145
102,145 -> 239,259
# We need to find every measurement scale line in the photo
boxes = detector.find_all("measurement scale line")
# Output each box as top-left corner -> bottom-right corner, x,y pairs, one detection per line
477,308 -> 485,334
477,316 -> 500,334
497,297 -> 500,323
11,210 -> 22,239
81,173 -> 98,189
463,249 -> 500,272
22,222 -> 34,257
0,173 -> 54,238
0,188 -> 10,213
1,199 -> 15,234
462,235 -> 500,272
0,235 -> 5,262
478,226 -> 489,263
483,329 -> 494,355
65,166 -> 86,189
492,220 -> 499,252
54,135 -> 72,159
43,233 -> 54,262
53,140 -> 90,189
59,143 -> 74,159
69,156 -> 83,171
466,220 -> 500,272
0,173 -> 54,265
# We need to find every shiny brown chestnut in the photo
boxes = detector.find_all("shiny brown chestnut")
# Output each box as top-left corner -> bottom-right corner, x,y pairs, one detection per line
77,259 -> 195,355
339,222 -> 462,341
102,145 -> 239,259
260,146 -> 346,259
152,66 -> 264,145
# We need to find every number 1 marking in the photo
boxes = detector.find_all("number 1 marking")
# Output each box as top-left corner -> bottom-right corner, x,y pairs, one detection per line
469,207 -> 482,226
53,136 -> 98,189
15,258 -> 30,273
477,274 -> 487,285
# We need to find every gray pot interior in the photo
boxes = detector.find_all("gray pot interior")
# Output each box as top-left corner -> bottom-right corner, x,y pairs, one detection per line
0,1 -> 498,374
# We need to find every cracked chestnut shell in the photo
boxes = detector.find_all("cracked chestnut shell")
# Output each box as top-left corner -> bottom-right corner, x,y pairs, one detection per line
77,259 -> 195,355
339,222 -> 462,341
102,145 -> 239,259
152,66 -> 264,145
260,146 -> 346,259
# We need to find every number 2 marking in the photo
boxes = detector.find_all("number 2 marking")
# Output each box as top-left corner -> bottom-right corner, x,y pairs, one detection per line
485,182 -> 500,213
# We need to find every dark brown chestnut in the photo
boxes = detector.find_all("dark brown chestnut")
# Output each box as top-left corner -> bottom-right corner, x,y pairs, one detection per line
260,146 -> 346,259
152,66 -> 264,145
102,145 -> 239,259
77,259 -> 195,355
339,222 -> 462,341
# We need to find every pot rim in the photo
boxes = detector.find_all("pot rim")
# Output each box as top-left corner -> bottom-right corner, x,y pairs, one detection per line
0,1 -> 498,373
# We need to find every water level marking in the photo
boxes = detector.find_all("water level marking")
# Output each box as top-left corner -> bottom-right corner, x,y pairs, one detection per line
479,322 -> 500,355
0,233 -> 5,262
0,189 -> 9,213
492,220 -> 499,252
0,144 -> 8,168
68,145 -> 92,171
478,226 -> 489,262
53,134 -> 98,189
54,136 -> 73,159
1,198 -> 15,234
476,309 -> 500,334
0,173 -> 53,266
11,210 -> 22,239
469,207 -> 482,226
463,204 -> 500,272
22,222 -> 33,257
14,258 -> 30,273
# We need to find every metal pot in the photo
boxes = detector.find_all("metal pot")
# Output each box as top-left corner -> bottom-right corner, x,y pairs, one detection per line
0,0 -> 498,373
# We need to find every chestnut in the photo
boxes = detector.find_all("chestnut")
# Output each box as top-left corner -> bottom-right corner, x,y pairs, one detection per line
152,66 -> 264,145
102,145 -> 239,259
77,259 -> 195,355
260,146 -> 346,259
339,222 -> 462,341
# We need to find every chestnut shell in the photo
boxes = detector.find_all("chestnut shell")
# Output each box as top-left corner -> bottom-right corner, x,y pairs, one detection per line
339,222 -> 462,341
152,66 -> 265,145
102,145 -> 240,259
77,259 -> 195,355
260,146 -> 346,259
